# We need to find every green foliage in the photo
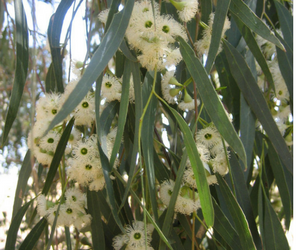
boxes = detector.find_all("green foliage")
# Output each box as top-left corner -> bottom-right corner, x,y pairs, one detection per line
2,0 -> 293,249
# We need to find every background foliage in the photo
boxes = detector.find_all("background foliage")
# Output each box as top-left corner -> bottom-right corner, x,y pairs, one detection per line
1,0 -> 293,249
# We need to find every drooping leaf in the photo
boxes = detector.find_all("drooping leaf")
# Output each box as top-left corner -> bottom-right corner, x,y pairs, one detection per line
166,105 -> 214,227
261,185 -> 290,250
45,0 -> 134,134
42,117 -> 74,195
212,198 -> 242,250
267,139 -> 292,230
19,218 -> 47,250
141,72 -> 159,222
12,149 -> 32,219
216,174 -> 256,250
276,36 -> 293,108
98,142 -> 125,232
229,0 -> 284,50
47,0 -> 74,93
205,0 -> 230,73
274,1 -> 293,50
5,200 -> 33,250
2,0 -> 28,145
87,190 -> 106,249
110,60 -> 130,167
160,151 -> 188,249
120,61 -> 142,209
234,17 -> 275,91
223,40 -> 292,173
179,36 -> 247,168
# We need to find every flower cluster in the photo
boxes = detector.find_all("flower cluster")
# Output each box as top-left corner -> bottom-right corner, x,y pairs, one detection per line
36,187 -> 91,229
112,221 -> 155,250
99,0 -> 188,71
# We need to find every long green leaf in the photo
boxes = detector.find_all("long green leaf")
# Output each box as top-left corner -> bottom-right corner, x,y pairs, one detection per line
87,190 -> 106,249
167,106 -> 214,227
216,174 -> 256,250
274,1 -> 293,51
45,63 -> 56,93
98,142 -> 125,232
179,37 -> 247,168
229,0 -> 284,50
19,218 -> 47,250
229,150 -> 262,249
45,0 -> 134,134
267,139 -> 292,230
212,198 -> 242,250
110,60 -> 130,167
120,61 -> 142,209
65,226 -> 72,250
142,73 -> 159,222
47,0 -> 74,93
2,0 -> 28,145
223,40 -> 292,173
160,151 -> 188,249
205,0 -> 230,73
276,37 -> 293,106
12,149 -> 32,219
234,17 -> 275,90
261,185 -> 290,250
5,200 -> 33,250
42,118 -> 74,195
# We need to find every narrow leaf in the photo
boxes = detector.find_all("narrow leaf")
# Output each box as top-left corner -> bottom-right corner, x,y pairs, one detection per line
12,149 -> 32,219
2,0 -> 28,145
120,61 -> 142,208
276,37 -> 293,105
45,63 -> 56,93
110,60 -> 131,167
142,73 -> 159,222
65,226 -> 72,250
274,1 -> 293,50
212,198 -> 242,250
87,190 -> 106,249
205,0 -> 230,72
229,0 -> 284,50
160,152 -> 188,248
267,139 -> 292,229
216,174 -> 256,250
19,218 -> 47,250
262,186 -> 290,250
98,143 -> 125,232
234,17 -> 275,90
45,0 -> 134,133
5,200 -> 33,250
167,106 -> 214,227
47,0 -> 74,93
223,40 -> 292,173
179,36 -> 247,167
42,118 -> 74,195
